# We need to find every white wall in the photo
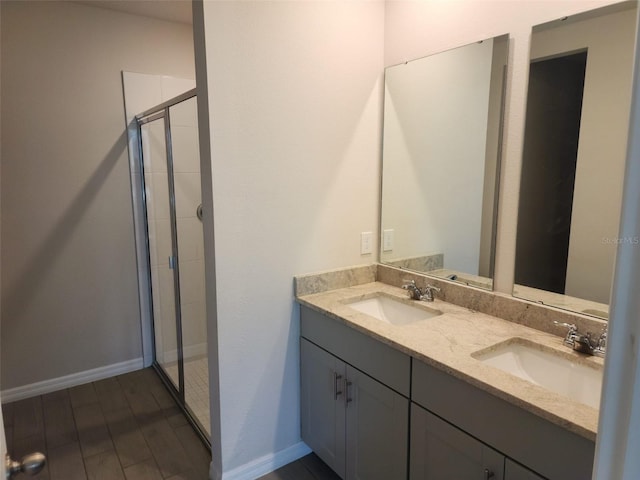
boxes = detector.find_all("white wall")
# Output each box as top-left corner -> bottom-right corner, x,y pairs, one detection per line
526,9 -> 635,304
0,1 -> 195,391
381,40 -> 493,274
384,0 -> 630,294
198,1 -> 384,475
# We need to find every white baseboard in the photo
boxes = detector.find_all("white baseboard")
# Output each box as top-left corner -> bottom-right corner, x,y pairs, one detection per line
143,353 -> 154,368
219,442 -> 312,480
1,357 -> 144,403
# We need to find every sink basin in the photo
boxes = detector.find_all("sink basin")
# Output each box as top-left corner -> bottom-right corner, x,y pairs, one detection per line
473,338 -> 603,409
345,294 -> 442,326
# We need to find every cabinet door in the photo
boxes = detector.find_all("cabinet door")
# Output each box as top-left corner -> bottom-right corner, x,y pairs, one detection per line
504,459 -> 545,480
345,365 -> 409,480
410,403 -> 504,480
301,339 -> 346,478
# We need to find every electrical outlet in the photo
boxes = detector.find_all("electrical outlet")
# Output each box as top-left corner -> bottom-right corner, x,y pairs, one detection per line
383,229 -> 394,252
361,231 -> 373,255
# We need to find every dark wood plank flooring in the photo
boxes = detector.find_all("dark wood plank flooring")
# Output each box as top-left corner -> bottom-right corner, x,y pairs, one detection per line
2,368 -> 211,480
3,367 -> 337,480
256,453 -> 340,480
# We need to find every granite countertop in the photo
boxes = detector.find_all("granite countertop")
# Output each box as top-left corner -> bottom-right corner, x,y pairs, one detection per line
297,281 -> 603,441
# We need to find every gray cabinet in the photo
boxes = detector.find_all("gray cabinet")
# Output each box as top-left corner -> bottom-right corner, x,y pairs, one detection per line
410,403 -> 504,480
504,459 -> 545,480
412,358 -> 592,479
301,338 -> 409,480
300,338 -> 346,476
411,402 -> 546,479
345,365 -> 408,480
300,306 -> 411,396
300,305 -> 585,480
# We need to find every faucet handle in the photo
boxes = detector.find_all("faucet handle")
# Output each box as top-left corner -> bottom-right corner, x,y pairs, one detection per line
553,321 -> 577,332
402,279 -> 423,300
420,284 -> 440,302
402,279 -> 418,291
597,328 -> 607,350
553,321 -> 578,346
593,327 -> 608,357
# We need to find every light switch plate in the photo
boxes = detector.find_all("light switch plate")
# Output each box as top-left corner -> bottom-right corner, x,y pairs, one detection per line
361,231 -> 373,255
383,229 -> 394,252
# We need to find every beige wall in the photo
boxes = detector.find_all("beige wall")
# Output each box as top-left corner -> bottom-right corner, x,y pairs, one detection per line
199,1 -> 384,474
0,1 -> 195,390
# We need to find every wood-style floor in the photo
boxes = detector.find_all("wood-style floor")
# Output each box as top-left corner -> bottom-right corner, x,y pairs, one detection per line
256,453 -> 340,480
2,367 -> 338,480
2,368 -> 211,479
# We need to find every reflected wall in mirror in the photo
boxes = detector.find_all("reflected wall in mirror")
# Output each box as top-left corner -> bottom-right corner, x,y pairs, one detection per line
380,35 -> 509,290
513,1 -> 637,319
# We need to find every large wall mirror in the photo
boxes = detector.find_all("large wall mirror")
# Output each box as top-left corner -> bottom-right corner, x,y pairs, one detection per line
380,35 -> 509,290
513,1 -> 637,319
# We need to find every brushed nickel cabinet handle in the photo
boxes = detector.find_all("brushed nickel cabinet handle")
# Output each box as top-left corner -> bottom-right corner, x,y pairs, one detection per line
345,379 -> 353,405
484,468 -> 494,479
333,372 -> 343,400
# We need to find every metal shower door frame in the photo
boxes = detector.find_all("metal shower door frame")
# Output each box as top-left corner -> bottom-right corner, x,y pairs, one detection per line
135,89 -> 209,445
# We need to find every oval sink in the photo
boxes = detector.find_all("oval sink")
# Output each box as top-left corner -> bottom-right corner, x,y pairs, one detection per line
345,294 -> 442,326
472,338 -> 603,409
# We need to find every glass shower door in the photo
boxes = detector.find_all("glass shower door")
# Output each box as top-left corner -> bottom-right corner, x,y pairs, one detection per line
169,97 -> 210,434
140,116 -> 183,393
137,92 -> 210,440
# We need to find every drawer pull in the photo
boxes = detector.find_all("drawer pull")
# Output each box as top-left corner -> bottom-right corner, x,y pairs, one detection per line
484,469 -> 494,479
333,372 -> 343,400
345,380 -> 353,405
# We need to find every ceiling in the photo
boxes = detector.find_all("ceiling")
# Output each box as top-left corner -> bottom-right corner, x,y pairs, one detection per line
74,0 -> 193,25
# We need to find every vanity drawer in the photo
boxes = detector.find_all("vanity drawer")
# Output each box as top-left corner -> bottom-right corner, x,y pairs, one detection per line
412,359 -> 595,480
300,305 -> 410,397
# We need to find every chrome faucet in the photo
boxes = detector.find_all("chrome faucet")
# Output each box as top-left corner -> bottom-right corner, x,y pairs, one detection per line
554,321 -> 607,357
402,280 -> 440,302
402,280 -> 422,300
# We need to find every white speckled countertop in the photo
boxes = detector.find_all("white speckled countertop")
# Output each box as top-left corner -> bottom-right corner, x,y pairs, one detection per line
297,281 -> 602,441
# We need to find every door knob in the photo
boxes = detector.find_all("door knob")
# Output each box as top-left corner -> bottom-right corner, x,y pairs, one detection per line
6,453 -> 46,478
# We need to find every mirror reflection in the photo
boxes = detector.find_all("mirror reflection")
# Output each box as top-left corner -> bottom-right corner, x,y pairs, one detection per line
380,35 -> 509,290
513,1 -> 637,319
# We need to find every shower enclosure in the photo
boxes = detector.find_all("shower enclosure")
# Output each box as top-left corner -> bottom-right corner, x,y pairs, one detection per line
135,89 -> 210,442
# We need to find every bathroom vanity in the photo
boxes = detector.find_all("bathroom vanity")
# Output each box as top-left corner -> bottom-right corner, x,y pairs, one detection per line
296,268 -> 601,480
